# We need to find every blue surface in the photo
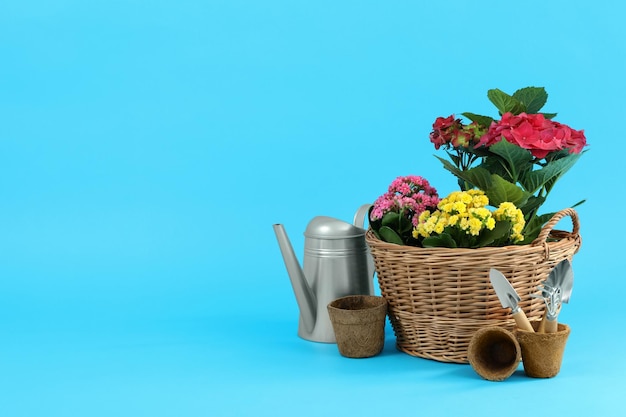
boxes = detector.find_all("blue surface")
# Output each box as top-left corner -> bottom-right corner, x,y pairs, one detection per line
1,1 -> 624,415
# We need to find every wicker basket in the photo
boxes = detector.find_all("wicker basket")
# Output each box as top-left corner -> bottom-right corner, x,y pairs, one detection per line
365,208 -> 581,364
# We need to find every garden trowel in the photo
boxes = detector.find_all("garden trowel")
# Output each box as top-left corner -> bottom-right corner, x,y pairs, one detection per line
537,259 -> 574,333
490,268 -> 534,332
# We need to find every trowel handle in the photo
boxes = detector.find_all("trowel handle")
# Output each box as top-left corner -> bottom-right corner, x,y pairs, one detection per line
512,310 -> 534,332
543,318 -> 558,333
353,204 -> 372,229
537,311 -> 547,333
538,309 -> 560,333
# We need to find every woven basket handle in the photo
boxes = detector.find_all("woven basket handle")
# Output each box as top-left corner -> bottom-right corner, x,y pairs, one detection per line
531,208 -> 580,246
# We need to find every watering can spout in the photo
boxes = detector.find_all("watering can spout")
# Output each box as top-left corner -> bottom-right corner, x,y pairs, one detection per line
273,224 -> 317,333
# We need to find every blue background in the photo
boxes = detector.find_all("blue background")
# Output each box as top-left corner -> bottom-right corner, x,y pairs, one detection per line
1,1 -> 623,415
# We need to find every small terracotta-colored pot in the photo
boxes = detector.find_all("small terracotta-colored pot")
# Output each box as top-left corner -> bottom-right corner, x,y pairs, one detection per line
327,295 -> 387,358
516,321 -> 570,378
467,326 -> 521,381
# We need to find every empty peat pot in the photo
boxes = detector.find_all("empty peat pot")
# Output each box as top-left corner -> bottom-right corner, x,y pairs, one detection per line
327,295 -> 387,358
516,321 -> 571,378
467,326 -> 521,381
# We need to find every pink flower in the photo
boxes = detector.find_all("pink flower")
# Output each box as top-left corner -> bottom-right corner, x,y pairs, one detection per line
477,112 -> 587,159
371,176 -> 440,227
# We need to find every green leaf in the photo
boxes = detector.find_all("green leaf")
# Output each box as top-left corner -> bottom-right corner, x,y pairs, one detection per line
476,220 -> 512,247
461,112 -> 495,128
520,152 -> 583,194
462,167 -> 494,191
545,149 -> 571,161
458,178 -> 472,191
479,155 -> 513,180
487,88 -> 526,115
485,174 -> 531,207
435,155 -> 468,179
520,212 -> 556,244
398,213 -> 413,234
545,150 -> 586,194
381,212 -> 400,227
422,233 -> 457,248
512,87 -> 548,114
519,195 -> 546,216
438,155 -> 532,208
435,156 -> 493,191
487,140 -> 534,182
541,112 -> 558,119
378,226 -> 404,245
447,151 -> 461,167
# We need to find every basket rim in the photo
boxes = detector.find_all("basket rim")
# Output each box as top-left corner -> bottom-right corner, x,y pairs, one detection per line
365,208 -> 581,257
365,228 -> 579,255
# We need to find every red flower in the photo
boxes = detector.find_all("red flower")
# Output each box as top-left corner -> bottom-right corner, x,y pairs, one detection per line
477,112 -> 587,159
429,115 -> 459,149
429,115 -> 483,150
451,130 -> 473,148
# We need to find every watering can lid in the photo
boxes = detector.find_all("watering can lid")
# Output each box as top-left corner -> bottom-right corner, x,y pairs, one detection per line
304,216 -> 365,239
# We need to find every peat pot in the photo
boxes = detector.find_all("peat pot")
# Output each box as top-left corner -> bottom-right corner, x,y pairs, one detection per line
327,295 -> 387,358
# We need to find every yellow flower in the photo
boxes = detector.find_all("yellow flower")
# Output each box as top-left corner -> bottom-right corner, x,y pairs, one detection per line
493,202 -> 526,243
453,201 -> 467,213
494,202 -> 517,219
434,216 -> 446,234
413,190 -> 526,246
468,218 -> 482,235
472,207 -> 491,220
459,217 -> 470,231
414,210 -> 435,237
466,189 -> 484,197
441,202 -> 455,214
459,192 -> 473,205
472,194 -> 489,208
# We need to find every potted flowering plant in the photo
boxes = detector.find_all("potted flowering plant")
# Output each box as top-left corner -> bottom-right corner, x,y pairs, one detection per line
430,86 -> 587,243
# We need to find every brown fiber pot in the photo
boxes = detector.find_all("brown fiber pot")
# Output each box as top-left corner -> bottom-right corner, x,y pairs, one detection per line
467,326 -> 521,381
327,295 -> 387,358
516,321 -> 570,378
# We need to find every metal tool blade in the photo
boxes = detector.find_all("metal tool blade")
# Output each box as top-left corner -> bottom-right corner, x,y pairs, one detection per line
490,268 -> 521,311
559,259 -> 574,304
545,259 -> 565,288
490,268 -> 534,332
536,259 -> 575,331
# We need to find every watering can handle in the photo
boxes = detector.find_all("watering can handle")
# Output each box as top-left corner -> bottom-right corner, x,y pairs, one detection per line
353,204 -> 372,229
353,204 -> 376,295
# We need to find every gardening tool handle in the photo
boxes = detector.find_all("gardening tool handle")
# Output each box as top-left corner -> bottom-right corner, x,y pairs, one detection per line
543,318 -> 558,333
538,309 -> 560,333
537,311 -> 547,333
513,310 -> 534,332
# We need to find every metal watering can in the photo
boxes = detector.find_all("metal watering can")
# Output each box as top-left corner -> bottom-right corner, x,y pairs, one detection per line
273,204 -> 375,343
